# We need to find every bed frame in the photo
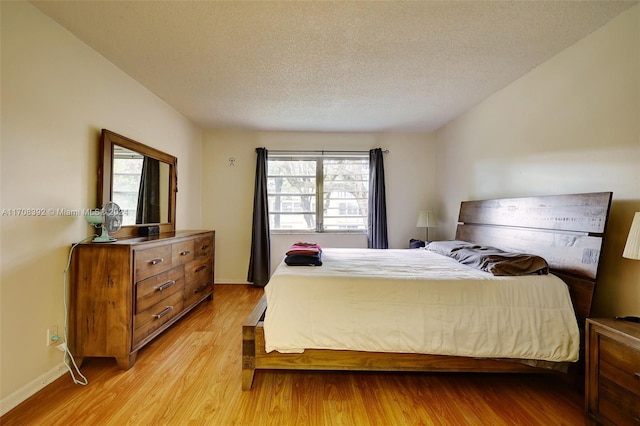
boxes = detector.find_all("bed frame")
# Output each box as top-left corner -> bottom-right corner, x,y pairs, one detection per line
242,192 -> 612,390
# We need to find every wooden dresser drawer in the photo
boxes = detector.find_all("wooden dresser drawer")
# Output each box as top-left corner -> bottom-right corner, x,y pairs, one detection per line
133,291 -> 184,347
600,335 -> 640,395
135,266 -> 185,314
586,318 -> 640,426
597,377 -> 640,426
172,240 -> 195,267
195,236 -> 214,259
184,259 -> 213,307
135,245 -> 173,281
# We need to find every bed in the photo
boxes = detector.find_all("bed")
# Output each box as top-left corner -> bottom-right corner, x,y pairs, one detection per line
242,192 -> 612,390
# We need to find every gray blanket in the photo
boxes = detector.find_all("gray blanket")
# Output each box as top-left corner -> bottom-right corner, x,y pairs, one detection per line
427,240 -> 549,276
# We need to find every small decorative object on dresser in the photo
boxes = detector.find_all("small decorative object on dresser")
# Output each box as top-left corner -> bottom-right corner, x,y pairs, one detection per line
585,318 -> 640,425
71,230 -> 215,369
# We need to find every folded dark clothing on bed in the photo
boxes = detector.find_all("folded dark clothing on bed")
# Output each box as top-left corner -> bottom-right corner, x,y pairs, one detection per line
286,242 -> 322,256
452,246 -> 549,276
284,253 -> 323,266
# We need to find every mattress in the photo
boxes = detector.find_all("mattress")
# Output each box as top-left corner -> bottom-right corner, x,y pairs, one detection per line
263,248 -> 580,362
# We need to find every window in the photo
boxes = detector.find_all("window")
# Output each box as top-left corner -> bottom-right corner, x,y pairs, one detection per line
267,155 -> 369,232
112,149 -> 143,226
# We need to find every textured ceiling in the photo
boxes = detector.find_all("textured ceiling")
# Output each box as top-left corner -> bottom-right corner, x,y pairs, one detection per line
31,1 -> 637,132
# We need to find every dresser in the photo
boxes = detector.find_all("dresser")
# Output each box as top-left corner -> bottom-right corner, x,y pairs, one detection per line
585,318 -> 640,425
71,230 -> 215,369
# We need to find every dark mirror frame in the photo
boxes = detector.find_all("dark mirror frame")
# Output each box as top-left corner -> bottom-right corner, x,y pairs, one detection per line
98,129 -> 178,239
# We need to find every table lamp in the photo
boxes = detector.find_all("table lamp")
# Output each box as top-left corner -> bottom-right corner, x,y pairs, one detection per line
617,212 -> 640,323
417,210 -> 437,242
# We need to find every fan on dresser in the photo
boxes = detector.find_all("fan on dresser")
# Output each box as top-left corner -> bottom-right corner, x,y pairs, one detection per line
85,201 -> 123,243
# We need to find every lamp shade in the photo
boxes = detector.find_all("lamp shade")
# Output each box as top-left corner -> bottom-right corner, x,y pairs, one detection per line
417,211 -> 437,228
622,212 -> 640,260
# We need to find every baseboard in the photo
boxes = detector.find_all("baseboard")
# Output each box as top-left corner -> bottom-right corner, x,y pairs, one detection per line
0,362 -> 67,417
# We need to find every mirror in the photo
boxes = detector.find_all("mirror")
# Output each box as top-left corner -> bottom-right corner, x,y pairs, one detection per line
98,129 -> 177,239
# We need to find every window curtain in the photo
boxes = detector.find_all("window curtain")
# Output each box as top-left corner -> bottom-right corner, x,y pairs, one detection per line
136,157 -> 161,224
247,148 -> 271,287
367,148 -> 388,249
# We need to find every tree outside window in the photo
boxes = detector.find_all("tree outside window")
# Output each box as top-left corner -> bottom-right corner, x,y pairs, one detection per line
267,156 -> 368,232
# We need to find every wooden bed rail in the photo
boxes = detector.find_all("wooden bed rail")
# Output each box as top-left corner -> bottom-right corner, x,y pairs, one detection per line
242,295 -> 267,390
240,296 -> 553,391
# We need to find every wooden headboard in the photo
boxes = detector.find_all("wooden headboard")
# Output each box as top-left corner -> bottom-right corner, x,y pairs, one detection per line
455,192 -> 612,328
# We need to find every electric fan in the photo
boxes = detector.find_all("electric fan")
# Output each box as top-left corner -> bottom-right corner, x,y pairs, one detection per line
85,201 -> 123,243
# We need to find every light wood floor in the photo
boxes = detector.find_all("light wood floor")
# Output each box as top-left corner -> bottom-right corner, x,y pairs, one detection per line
2,284 -> 586,425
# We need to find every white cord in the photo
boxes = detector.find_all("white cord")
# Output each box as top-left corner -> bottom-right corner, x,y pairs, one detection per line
60,235 -> 95,386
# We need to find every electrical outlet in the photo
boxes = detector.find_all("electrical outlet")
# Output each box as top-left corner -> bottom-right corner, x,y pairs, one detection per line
47,325 -> 59,347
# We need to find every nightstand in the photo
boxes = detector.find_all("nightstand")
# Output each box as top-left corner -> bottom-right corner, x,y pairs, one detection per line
585,318 -> 640,425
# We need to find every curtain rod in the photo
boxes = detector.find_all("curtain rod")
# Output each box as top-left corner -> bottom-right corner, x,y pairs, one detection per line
261,149 -> 389,155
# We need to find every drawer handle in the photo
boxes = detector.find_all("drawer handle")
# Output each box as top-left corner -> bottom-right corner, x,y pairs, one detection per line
201,245 -> 209,251
635,372 -> 640,379
155,280 -> 176,292
180,250 -> 191,256
195,265 -> 207,273
153,306 -> 173,319
149,258 -> 164,265
194,284 -> 209,294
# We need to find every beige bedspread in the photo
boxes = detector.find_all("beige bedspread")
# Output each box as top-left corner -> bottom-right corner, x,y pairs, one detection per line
263,248 -> 580,362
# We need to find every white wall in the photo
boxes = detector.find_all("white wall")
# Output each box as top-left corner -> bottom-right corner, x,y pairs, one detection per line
0,2 -> 202,413
201,131 -> 436,282
434,5 -> 640,317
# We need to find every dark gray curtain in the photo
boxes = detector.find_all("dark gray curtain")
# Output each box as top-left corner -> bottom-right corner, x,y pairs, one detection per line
247,148 -> 271,287
367,148 -> 388,249
136,157 -> 161,224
